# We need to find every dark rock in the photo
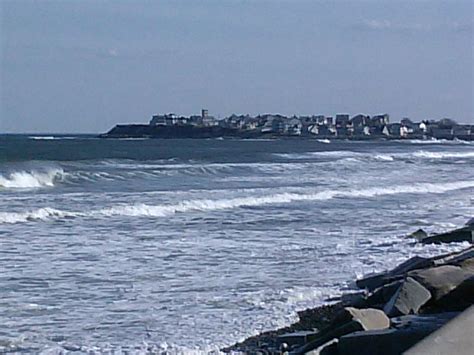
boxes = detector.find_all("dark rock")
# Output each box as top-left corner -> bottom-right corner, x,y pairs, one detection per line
389,256 -> 434,276
433,247 -> 474,267
383,277 -> 432,317
276,330 -> 319,348
355,272 -> 391,291
337,312 -> 459,355
337,328 -> 432,355
405,306 -> 474,355
355,256 -> 433,292
340,291 -> 367,307
294,308 -> 389,354
426,276 -> 474,312
408,229 -> 428,240
421,226 -> 474,244
409,265 -> 473,301
364,280 -> 403,308
465,217 -> 474,226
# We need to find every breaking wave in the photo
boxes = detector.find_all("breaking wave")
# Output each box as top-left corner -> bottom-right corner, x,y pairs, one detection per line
411,151 -> 474,159
275,149 -> 474,161
0,168 -> 64,189
2,180 -> 474,224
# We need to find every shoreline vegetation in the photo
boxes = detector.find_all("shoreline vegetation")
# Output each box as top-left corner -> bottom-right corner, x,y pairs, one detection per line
223,220 -> 474,354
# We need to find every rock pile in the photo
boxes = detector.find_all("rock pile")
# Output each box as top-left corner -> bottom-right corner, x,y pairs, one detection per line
223,221 -> 474,354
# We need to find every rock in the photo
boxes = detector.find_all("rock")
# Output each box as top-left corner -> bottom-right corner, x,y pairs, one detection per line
330,307 -> 390,331
389,256 -> 434,276
433,247 -> 474,267
408,228 -> 428,240
355,255 -> 433,292
337,312 -> 459,355
337,328 -> 433,355
465,217 -> 474,226
277,331 -> 319,348
427,276 -> 474,312
404,306 -> 474,355
383,277 -> 432,316
356,272 -> 391,291
305,338 -> 338,355
293,308 -> 389,354
364,280 -> 403,308
409,265 -> 473,301
340,291 -> 367,307
421,226 -> 474,244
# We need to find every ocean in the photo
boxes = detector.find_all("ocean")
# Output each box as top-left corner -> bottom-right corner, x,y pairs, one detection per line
1,135 -> 473,353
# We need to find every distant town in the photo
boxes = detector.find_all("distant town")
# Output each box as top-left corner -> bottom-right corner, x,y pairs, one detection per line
101,109 -> 474,140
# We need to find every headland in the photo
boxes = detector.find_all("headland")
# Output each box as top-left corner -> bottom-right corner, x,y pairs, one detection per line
100,110 -> 474,140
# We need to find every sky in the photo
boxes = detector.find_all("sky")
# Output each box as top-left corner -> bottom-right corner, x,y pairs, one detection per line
1,0 -> 473,133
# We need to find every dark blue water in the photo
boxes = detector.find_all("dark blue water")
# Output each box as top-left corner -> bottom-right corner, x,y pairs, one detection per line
1,135 -> 473,353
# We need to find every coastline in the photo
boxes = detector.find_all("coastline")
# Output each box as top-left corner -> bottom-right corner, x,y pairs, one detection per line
223,221 -> 474,354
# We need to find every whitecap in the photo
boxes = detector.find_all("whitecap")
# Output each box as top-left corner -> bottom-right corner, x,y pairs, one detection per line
0,168 -> 64,189
2,180 -> 474,224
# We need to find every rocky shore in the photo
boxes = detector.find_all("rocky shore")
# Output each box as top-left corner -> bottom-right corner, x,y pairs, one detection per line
223,219 -> 474,354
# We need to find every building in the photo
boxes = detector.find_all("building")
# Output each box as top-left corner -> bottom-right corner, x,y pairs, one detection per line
335,114 -> 350,128
150,113 -> 177,126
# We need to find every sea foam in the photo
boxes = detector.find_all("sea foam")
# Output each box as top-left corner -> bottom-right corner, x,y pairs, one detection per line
2,180 -> 473,224
0,168 -> 64,189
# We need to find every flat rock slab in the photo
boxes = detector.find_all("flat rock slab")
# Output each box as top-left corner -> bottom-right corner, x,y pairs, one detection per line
404,306 -> 474,355
421,226 -> 474,244
337,327 -> 435,355
384,277 -> 432,317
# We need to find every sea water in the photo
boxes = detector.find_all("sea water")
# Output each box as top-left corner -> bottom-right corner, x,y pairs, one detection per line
0,136 -> 473,353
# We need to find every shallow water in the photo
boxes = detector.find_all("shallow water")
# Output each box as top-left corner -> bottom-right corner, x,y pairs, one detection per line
0,136 -> 473,353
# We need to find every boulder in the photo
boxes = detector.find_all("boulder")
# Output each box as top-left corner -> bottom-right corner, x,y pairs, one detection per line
330,307 -> 390,331
433,247 -> 474,267
404,306 -> 474,355
465,217 -> 474,226
389,256 -> 434,276
364,280 -> 403,308
408,228 -> 428,240
427,276 -> 474,312
421,226 -> 474,244
409,265 -> 473,301
355,272 -> 392,291
356,256 -> 434,292
277,331 -> 319,348
337,312 -> 459,355
383,277 -> 432,317
293,308 -> 389,354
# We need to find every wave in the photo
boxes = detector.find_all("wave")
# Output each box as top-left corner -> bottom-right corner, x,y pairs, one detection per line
2,180 -> 473,224
0,168 -> 64,189
400,139 -> 474,145
28,136 -> 79,140
411,151 -> 474,159
275,149 -> 474,162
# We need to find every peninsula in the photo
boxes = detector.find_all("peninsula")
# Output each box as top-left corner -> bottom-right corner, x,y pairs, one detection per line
100,110 -> 474,140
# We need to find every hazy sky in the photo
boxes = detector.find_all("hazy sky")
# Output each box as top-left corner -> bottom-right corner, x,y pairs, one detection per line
1,0 -> 473,133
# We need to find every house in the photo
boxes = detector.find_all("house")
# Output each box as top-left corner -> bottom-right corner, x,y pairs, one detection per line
285,118 -> 302,135
370,114 -> 390,127
150,113 -> 177,126
351,114 -> 370,128
335,114 -> 350,128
